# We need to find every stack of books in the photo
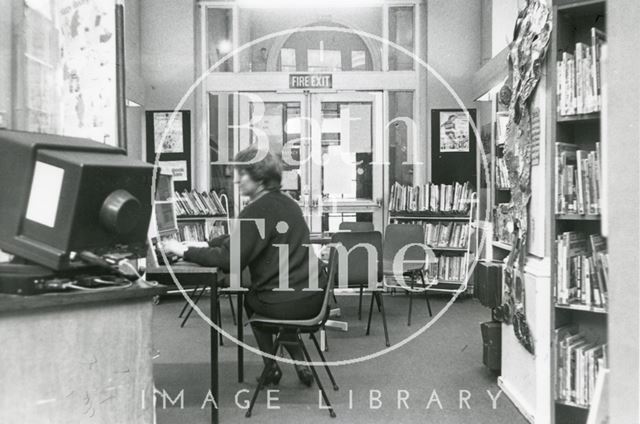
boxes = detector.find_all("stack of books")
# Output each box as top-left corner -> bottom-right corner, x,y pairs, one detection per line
495,157 -> 510,190
389,182 -> 473,213
426,254 -> 469,282
555,142 -> 601,216
555,232 -> 609,308
424,222 -> 469,248
555,325 -> 607,407
174,190 -> 227,216
557,28 -> 606,116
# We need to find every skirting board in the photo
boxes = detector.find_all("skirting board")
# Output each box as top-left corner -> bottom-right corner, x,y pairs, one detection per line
498,376 -> 535,423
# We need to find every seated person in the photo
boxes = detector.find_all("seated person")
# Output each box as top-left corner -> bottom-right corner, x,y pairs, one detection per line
162,146 -> 326,387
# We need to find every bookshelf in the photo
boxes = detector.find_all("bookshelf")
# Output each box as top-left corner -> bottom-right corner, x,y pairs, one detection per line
482,89 -> 512,260
549,1 -> 608,423
388,183 -> 476,294
174,191 -> 229,243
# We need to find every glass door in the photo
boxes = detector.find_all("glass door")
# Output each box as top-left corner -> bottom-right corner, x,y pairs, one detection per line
237,92 -> 310,213
308,92 -> 384,233
237,91 -> 384,233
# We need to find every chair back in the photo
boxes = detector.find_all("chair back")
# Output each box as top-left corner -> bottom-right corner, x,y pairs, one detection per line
331,231 -> 383,288
314,245 -> 340,326
383,224 -> 426,272
338,221 -> 375,232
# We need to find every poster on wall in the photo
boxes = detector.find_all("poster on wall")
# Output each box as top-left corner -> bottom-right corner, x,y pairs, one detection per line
438,111 -> 470,152
57,0 -> 117,146
146,110 -> 191,192
153,112 -> 184,154
159,160 -> 188,182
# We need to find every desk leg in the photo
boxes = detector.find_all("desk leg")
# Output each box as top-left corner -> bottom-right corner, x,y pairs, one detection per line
210,275 -> 219,424
237,292 -> 244,383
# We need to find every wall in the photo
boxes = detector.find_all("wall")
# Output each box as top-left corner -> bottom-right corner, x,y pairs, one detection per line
0,0 -> 11,128
491,0 -> 523,56
606,0 -> 640,422
426,0 -> 482,180
124,0 -> 144,160
140,0 -> 196,163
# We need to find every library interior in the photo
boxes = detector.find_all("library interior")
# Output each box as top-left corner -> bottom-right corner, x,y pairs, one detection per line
0,0 -> 639,423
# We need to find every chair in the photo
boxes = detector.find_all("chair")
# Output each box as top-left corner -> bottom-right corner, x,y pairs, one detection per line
338,221 -> 375,232
245,247 -> 340,418
382,224 -> 433,326
331,231 -> 390,346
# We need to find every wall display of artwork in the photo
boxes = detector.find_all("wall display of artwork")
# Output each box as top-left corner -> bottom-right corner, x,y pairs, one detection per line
146,110 -> 191,191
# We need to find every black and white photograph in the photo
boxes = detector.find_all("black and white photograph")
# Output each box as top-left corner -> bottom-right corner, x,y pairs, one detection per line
0,1 -> 638,424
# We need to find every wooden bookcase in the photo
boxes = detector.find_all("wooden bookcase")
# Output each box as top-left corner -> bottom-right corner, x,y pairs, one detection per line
548,1 -> 607,423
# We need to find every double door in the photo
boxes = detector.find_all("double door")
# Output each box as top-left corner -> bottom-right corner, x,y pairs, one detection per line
238,91 -> 384,233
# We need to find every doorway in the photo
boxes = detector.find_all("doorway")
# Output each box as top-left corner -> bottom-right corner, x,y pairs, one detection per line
237,91 -> 384,232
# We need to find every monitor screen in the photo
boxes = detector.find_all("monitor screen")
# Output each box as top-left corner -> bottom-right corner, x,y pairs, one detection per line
25,161 -> 65,228
155,203 -> 177,234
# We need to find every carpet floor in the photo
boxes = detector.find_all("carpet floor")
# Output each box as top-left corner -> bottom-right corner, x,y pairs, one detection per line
152,291 -> 527,424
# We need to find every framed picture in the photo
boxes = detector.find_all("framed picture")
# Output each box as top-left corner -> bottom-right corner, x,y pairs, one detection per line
437,111 -> 470,152
146,110 -> 191,191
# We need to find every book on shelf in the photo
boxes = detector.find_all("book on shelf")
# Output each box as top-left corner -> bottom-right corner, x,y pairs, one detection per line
555,142 -> 601,216
177,220 -> 226,242
555,326 -> 607,407
495,157 -> 510,190
389,181 -> 474,214
425,253 -> 469,283
557,28 -> 606,116
555,231 -> 609,308
174,190 -> 227,217
424,222 -> 469,248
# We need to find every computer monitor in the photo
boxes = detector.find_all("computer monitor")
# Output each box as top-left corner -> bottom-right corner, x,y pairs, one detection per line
0,130 -> 154,270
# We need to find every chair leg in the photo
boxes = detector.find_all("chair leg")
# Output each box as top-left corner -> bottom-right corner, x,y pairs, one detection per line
245,337 -> 281,418
366,292 -> 375,336
407,278 -> 415,326
419,271 -> 433,317
181,286 -> 206,328
375,292 -> 390,347
178,285 -> 199,318
217,299 -> 224,346
310,333 -> 339,391
358,286 -> 363,320
228,294 -> 237,326
322,326 -> 329,352
299,335 -> 336,418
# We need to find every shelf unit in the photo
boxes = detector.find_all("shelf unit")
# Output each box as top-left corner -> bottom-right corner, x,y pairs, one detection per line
388,194 -> 477,294
549,1 -> 608,423
479,89 -> 512,261
173,192 -> 230,243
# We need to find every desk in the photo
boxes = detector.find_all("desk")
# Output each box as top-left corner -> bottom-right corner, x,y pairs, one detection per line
0,284 -> 166,424
146,261 -> 229,424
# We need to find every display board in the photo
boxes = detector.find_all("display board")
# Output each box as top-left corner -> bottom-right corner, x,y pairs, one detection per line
13,0 -> 117,145
431,109 -> 477,185
145,110 -> 192,192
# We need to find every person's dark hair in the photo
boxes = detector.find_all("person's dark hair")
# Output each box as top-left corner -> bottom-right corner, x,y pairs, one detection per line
234,146 -> 283,191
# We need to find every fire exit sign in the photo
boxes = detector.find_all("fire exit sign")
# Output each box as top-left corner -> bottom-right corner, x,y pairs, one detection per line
289,73 -> 332,89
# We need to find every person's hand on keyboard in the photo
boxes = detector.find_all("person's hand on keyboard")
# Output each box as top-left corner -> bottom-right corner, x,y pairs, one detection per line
160,239 -> 187,258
